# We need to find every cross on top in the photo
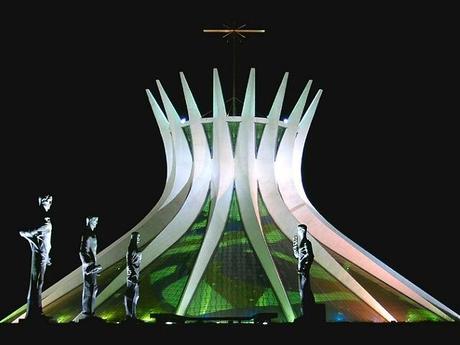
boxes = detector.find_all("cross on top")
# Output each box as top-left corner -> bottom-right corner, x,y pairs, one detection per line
203,24 -> 265,115
203,24 -> 265,39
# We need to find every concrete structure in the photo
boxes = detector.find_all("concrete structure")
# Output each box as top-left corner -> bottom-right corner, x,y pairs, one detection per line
3,69 -> 459,323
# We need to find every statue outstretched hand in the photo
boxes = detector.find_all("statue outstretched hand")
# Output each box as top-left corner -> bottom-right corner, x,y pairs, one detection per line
87,264 -> 103,275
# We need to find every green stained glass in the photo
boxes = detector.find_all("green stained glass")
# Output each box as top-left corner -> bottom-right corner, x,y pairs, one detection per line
258,190 -> 302,317
0,305 -> 27,324
310,264 -> 337,282
314,291 -> 357,303
93,191 -> 212,322
185,281 -> 232,316
311,263 -> 386,322
227,122 -> 240,156
202,122 -> 213,157
264,228 -> 284,244
150,265 -> 177,284
257,189 -> 386,322
182,126 -> 193,158
162,276 -> 189,306
275,126 -> 286,157
191,219 -> 208,231
161,243 -> 203,256
186,188 -> 285,321
272,251 -> 296,264
256,288 -> 279,307
406,308 -> 443,322
287,291 -> 301,305
218,232 -> 249,248
324,248 -> 446,322
254,122 -> 266,157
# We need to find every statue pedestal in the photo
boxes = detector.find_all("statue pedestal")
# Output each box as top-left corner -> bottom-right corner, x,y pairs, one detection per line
77,315 -> 106,325
294,303 -> 326,323
121,316 -> 144,324
18,314 -> 55,325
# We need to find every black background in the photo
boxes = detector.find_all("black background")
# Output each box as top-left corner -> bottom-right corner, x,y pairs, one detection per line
1,2 -> 459,323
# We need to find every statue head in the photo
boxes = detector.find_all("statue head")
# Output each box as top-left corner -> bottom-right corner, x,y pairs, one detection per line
297,223 -> 308,240
129,231 -> 141,248
86,216 -> 99,231
38,195 -> 53,212
131,232 -> 140,246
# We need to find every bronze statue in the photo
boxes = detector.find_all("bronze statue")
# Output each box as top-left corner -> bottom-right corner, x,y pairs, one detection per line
19,195 -> 53,320
79,216 -> 102,319
293,223 -> 315,316
124,232 -> 142,320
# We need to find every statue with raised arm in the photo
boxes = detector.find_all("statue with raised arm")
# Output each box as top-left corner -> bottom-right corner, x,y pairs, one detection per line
293,223 -> 315,317
124,232 -> 142,320
19,195 -> 53,321
79,216 -> 102,320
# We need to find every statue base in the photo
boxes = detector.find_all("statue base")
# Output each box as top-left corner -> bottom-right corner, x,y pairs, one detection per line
18,314 -> 55,325
78,315 -> 106,324
121,317 -> 145,325
294,303 -> 326,323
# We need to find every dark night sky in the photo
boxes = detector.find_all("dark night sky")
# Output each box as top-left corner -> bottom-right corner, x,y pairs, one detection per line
1,3 -> 459,321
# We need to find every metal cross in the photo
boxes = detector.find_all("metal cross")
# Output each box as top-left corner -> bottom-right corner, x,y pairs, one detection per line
204,24 -> 265,115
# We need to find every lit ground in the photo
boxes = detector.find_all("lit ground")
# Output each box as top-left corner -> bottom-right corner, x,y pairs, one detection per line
1,322 -> 459,343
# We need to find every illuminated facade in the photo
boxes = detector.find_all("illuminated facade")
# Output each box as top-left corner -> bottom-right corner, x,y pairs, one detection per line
3,69 -> 459,323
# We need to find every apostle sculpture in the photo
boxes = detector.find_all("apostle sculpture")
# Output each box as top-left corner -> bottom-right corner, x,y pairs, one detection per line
124,232 -> 142,320
292,223 -> 315,317
19,195 -> 53,321
79,216 -> 102,320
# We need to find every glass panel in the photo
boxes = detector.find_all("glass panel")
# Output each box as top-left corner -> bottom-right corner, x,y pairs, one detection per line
94,192 -> 212,322
186,188 -> 285,321
0,305 -> 27,324
275,126 -> 286,157
324,248 -> 445,322
258,190 -> 301,317
258,189 -> 386,322
202,122 -> 213,158
310,263 -> 386,322
254,123 -> 266,157
227,122 -> 240,156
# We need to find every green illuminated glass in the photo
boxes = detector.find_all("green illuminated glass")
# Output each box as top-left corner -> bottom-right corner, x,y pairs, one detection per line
275,126 -> 286,156
311,263 -> 386,322
257,190 -> 386,322
254,122 -> 266,157
227,122 -> 240,155
93,191 -> 212,322
186,188 -> 285,321
202,122 -> 213,157
256,288 -> 278,307
406,308 -> 443,322
324,248 -> 445,322
0,305 -> 26,324
258,190 -> 302,317
150,265 -> 177,284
